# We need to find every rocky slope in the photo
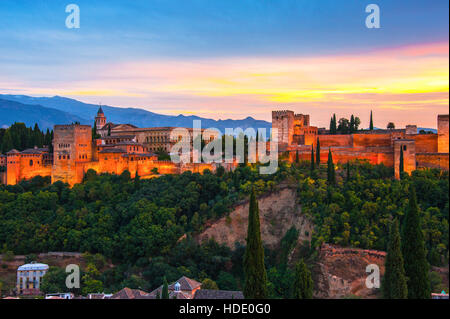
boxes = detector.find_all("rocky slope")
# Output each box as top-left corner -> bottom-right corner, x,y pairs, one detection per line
197,185 -> 313,249
313,244 -> 386,299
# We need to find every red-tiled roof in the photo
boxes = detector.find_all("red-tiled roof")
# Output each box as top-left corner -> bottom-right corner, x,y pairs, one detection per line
110,287 -> 152,299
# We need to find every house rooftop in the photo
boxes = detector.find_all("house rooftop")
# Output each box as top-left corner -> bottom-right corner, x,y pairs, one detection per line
193,289 -> 244,299
18,262 -> 49,271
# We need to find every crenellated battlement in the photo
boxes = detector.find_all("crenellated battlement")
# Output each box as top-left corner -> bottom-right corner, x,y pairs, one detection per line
272,110 -> 294,117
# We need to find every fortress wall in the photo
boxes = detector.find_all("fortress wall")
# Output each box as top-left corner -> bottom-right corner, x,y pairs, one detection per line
318,135 -> 353,147
438,115 -> 449,153
304,132 -> 317,146
416,153 -> 449,171
352,134 -> 391,147
288,147 -> 394,167
413,134 -> 438,153
0,172 -> 6,185
154,161 -> 179,174
17,155 -> 52,181
331,150 -> 393,166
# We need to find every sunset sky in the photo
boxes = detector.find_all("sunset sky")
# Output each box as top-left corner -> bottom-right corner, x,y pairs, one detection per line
0,0 -> 448,128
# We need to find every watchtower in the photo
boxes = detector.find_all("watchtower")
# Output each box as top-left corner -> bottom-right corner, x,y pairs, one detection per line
52,124 -> 92,185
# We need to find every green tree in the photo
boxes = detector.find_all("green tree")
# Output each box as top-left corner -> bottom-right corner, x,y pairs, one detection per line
243,188 -> 268,299
92,121 -> 97,141
201,278 -> 219,290
310,146 -> 315,172
402,186 -> 431,299
383,219 -> 408,299
369,110 -> 374,130
162,276 -> 169,299
292,259 -> 313,299
316,138 -> 321,165
327,149 -> 335,185
295,151 -> 299,164
399,147 -> 404,178
40,267 -> 68,294
350,115 -> 355,133
1,130 -> 13,153
329,114 -> 337,134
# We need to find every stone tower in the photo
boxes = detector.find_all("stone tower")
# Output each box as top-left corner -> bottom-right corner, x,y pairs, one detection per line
95,107 -> 107,129
394,139 -> 416,180
52,124 -> 92,185
272,110 -> 295,147
6,149 -> 21,185
438,114 -> 449,153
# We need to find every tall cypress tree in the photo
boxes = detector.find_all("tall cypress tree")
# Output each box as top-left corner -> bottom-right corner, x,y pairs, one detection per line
399,147 -> 404,179
350,115 -> 355,133
295,150 -> 299,164
293,259 -> 313,299
243,188 -> 268,299
330,115 -> 337,134
383,219 -> 408,299
327,148 -> 335,185
92,121 -> 98,141
369,110 -> 374,130
310,146 -> 315,172
401,186 -> 430,299
162,276 -> 169,299
316,138 -> 321,165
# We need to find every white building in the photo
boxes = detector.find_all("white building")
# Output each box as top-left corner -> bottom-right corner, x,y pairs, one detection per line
16,262 -> 49,295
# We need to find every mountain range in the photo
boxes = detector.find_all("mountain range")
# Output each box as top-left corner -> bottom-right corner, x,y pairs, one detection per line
0,94 -> 271,133
0,94 -> 437,133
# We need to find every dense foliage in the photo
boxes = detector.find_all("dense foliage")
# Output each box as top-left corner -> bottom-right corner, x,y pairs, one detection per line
0,158 -> 448,295
299,161 -> 449,266
0,122 -> 52,154
0,165 -> 287,292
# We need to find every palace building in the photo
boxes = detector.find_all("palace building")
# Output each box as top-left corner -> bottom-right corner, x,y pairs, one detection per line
0,108 -> 448,186
1,108 -> 220,186
273,110 -> 449,179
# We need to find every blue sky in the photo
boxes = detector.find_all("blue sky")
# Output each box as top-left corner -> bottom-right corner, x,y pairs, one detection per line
0,0 -> 448,127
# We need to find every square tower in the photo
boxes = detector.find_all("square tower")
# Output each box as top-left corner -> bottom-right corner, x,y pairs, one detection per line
52,124 -> 92,185
272,110 -> 295,146
394,139 -> 416,180
438,114 -> 449,153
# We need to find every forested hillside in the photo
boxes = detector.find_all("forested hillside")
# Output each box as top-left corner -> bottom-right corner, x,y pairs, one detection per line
0,161 -> 448,296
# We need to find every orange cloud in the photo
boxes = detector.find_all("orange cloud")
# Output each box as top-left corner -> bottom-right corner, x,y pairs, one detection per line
3,42 -> 448,128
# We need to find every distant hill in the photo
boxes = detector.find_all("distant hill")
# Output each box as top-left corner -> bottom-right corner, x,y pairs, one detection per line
0,94 -> 271,133
0,99 -> 89,130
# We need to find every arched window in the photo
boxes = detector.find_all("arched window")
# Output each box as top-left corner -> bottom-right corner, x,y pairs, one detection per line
29,160 -> 33,166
